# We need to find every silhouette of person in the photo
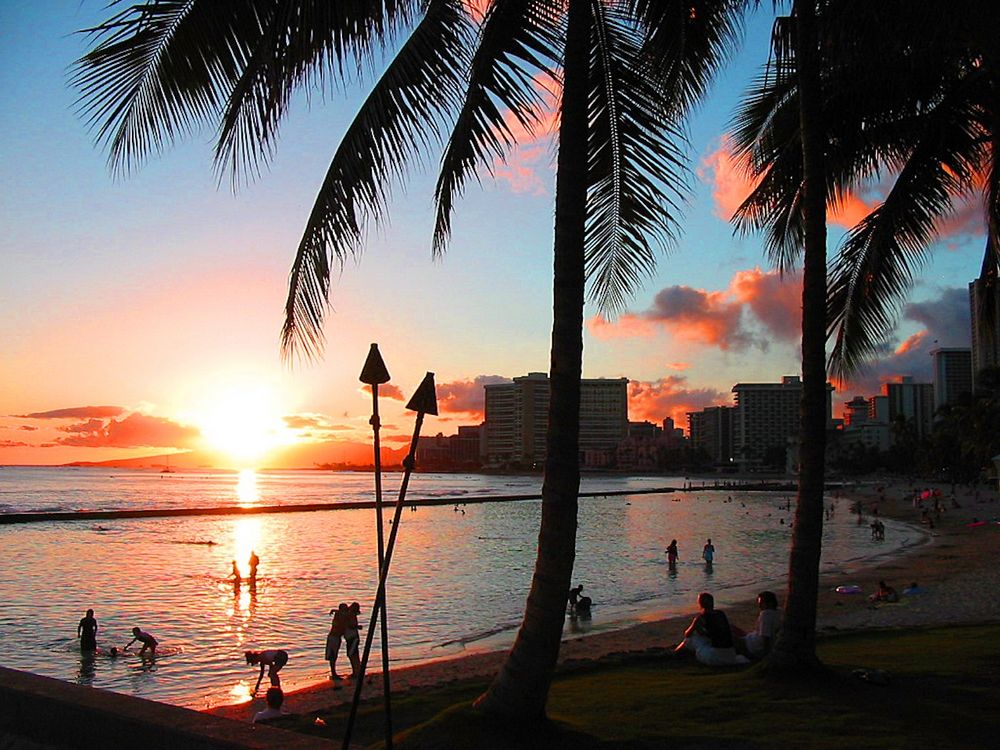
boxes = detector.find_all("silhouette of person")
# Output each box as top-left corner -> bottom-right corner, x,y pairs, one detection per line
125,627 -> 157,656
325,603 -> 349,680
666,540 -> 679,569
248,550 -> 260,582
246,649 -> 288,694
345,603 -> 362,678
567,584 -> 592,615
702,538 -> 715,565
228,559 -> 242,589
77,609 -> 98,652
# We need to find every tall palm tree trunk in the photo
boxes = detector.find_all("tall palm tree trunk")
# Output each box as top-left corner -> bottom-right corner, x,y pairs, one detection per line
474,0 -> 590,718
768,0 -> 827,673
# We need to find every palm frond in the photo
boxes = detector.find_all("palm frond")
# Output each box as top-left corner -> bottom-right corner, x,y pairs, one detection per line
628,0 -> 747,118
431,0 -> 561,257
585,1 -> 687,313
214,0 -> 422,187
828,99 -> 984,378
281,0 -> 473,361
73,0 -> 267,176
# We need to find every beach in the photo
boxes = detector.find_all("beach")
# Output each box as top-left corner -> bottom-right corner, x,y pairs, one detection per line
207,479 -> 1000,723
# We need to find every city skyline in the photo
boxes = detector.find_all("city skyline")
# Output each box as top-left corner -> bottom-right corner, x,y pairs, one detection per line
0,3 -> 986,467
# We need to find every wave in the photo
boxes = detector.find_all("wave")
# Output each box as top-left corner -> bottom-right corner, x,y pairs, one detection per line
433,622 -> 520,650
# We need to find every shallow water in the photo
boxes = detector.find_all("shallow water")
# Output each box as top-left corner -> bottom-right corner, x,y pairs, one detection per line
0,468 -> 922,708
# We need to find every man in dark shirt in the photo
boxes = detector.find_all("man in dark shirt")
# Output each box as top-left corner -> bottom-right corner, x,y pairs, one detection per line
674,592 -> 746,665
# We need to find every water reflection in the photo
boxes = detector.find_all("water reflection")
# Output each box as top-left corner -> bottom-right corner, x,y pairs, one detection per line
77,653 -> 96,685
236,469 -> 259,507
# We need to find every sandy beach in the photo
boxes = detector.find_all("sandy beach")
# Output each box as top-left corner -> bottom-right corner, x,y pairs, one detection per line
207,479 -> 1000,723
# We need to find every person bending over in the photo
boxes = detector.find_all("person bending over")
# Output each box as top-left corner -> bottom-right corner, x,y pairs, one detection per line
246,649 -> 289,695
125,627 -> 157,656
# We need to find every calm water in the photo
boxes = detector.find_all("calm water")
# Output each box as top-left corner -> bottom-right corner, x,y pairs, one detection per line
0,467 -> 923,708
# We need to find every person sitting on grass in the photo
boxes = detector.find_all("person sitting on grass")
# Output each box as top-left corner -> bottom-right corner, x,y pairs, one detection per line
674,592 -> 748,666
252,687 -> 285,724
739,591 -> 781,659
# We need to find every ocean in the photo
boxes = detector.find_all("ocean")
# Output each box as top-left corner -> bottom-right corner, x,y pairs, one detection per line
0,467 -> 923,708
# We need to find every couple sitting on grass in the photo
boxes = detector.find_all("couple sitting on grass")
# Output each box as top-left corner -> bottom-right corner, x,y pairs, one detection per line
674,591 -> 781,666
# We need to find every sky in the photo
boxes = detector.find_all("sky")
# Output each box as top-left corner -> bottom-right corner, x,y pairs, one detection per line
0,2 -> 988,467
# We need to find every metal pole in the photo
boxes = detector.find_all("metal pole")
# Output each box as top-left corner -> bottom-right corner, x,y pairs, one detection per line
359,344 -> 393,748
341,373 -> 436,750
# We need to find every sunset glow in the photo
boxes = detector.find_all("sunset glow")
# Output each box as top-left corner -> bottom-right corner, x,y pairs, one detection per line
192,384 -> 299,465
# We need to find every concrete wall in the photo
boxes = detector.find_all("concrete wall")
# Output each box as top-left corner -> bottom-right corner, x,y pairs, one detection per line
0,667 -> 330,749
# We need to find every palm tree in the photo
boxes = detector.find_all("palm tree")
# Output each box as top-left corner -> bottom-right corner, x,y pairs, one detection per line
732,1 -> 1000,669
74,0 -> 742,717
732,1 -> 1000,380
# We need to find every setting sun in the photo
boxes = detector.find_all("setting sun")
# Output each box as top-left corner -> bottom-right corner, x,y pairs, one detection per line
192,382 -> 299,464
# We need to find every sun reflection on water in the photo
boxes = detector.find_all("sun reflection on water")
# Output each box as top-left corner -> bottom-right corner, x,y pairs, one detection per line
236,469 -> 260,507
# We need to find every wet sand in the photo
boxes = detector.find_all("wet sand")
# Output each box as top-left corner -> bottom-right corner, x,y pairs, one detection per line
207,480 -> 1000,723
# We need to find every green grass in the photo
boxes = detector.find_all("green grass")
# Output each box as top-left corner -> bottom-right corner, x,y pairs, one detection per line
272,624 -> 1000,749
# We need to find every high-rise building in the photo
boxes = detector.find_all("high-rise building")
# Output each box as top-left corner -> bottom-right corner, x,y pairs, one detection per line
687,405 -> 734,466
883,376 -> 934,437
969,277 -> 1000,390
731,376 -> 834,470
930,347 -> 973,410
483,372 -> 628,468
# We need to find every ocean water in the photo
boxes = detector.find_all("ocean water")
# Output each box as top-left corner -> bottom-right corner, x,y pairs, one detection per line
0,467 -> 923,708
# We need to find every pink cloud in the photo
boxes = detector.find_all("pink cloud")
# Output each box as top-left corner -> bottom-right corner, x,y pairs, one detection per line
699,135 -> 877,230
628,377 -> 730,432
14,406 -> 125,420
0,440 -> 30,448
436,375 -> 511,419
361,383 -> 405,401
53,413 -> 200,449
593,267 -> 802,352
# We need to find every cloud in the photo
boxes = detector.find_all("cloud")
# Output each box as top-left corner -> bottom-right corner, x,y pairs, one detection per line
491,73 -> 558,196
14,406 -> 125,420
699,135 -> 876,230
628,377 -> 731,431
836,286 -> 971,397
361,383 -> 405,401
53,413 -> 200,449
591,267 -> 802,353
729,267 -> 802,341
0,440 -> 30,448
59,419 -> 106,434
698,135 -> 761,221
437,375 -> 512,419
18,425 -> 38,431
666,362 -> 691,371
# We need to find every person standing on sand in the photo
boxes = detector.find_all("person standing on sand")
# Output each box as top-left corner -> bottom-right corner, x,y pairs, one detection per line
666,540 -> 679,569
325,603 -> 348,680
702,539 -> 715,565
77,609 -> 98,652
345,602 -> 362,678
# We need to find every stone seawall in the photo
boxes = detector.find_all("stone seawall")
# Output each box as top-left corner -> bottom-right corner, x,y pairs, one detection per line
0,667 -> 328,749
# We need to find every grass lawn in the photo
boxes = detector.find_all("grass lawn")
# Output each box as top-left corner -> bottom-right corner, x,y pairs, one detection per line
267,624 -> 999,749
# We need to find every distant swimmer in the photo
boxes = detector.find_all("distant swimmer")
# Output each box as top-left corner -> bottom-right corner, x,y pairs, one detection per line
77,609 -> 98,652
246,649 -> 289,694
568,585 -> 592,615
125,627 -> 158,656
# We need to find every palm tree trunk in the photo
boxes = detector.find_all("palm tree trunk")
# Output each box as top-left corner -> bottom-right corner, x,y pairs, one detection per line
474,0 -> 589,718
767,0 -> 828,673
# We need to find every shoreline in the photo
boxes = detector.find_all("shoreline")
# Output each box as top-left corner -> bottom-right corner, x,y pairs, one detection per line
207,478 -> 1000,723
